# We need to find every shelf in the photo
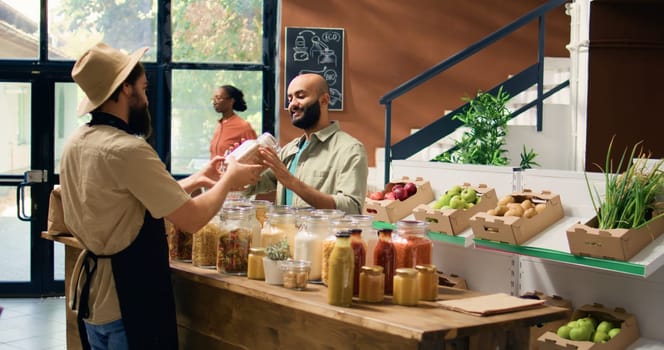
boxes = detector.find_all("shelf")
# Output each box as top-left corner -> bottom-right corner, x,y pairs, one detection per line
372,218 -> 664,278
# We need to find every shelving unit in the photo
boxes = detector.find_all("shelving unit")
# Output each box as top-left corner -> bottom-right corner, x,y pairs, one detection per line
382,160 -> 664,347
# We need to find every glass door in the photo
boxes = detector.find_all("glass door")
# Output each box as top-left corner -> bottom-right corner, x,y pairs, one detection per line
0,71 -> 75,296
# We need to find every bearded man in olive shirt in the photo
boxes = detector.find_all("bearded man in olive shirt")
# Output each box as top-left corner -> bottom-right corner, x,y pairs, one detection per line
248,73 -> 368,214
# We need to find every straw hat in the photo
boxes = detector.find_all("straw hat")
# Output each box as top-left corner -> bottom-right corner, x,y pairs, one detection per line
71,42 -> 148,116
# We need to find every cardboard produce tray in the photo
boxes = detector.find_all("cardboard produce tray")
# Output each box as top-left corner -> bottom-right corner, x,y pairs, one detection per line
537,303 -> 639,350
566,213 -> 664,261
363,176 -> 434,223
470,189 -> 564,245
413,183 -> 498,235
522,291 -> 573,350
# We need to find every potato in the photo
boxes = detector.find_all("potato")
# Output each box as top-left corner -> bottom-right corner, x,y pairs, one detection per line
521,199 -> 534,210
535,203 -> 547,213
494,205 -> 509,216
523,208 -> 537,218
504,208 -> 523,217
487,209 -> 497,216
498,195 -> 515,206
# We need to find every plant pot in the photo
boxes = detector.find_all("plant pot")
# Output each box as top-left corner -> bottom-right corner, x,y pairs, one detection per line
263,257 -> 284,285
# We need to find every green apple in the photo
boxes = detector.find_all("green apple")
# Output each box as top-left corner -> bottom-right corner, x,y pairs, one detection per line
608,328 -> 621,338
432,193 -> 454,209
460,188 -> 477,204
449,195 -> 466,209
577,317 -> 597,331
596,320 -> 613,334
569,325 -> 592,341
592,331 -> 610,343
448,185 -> 463,196
566,320 -> 579,328
556,325 -> 572,339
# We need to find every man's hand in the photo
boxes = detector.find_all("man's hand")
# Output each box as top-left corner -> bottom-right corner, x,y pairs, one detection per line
258,147 -> 294,188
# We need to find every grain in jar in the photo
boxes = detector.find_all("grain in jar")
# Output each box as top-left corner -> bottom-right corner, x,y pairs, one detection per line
415,264 -> 438,301
359,265 -> 384,303
260,211 -> 297,256
250,200 -> 273,228
393,220 -> 432,269
393,268 -> 419,306
247,247 -> 266,280
294,215 -> 328,280
192,217 -> 222,268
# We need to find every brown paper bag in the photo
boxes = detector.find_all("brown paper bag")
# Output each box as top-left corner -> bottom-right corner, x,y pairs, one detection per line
47,186 -> 71,235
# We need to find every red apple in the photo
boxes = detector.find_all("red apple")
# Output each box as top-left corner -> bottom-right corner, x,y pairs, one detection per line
369,191 -> 384,200
384,191 -> 396,200
404,182 -> 417,196
393,187 -> 408,201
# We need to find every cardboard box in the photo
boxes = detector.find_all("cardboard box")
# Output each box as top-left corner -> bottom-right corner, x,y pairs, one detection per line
413,183 -> 498,235
470,189 -> 565,245
537,303 -> 640,350
566,214 -> 664,261
521,291 -> 573,350
363,176 -> 434,223
437,271 -> 468,290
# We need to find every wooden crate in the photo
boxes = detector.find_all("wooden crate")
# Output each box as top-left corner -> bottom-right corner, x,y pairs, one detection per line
363,176 -> 434,223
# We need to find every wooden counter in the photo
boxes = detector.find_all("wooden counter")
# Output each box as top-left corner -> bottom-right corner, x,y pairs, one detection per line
44,233 -> 568,349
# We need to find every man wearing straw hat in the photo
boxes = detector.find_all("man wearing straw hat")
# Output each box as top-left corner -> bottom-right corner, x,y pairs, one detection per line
60,42 -> 261,350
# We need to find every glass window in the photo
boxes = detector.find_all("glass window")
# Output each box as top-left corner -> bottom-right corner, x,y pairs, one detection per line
0,0 -> 40,60
54,83 -> 90,174
170,70 -> 262,174
0,82 -> 31,175
47,0 -> 157,61
172,0 -> 263,63
0,183 -> 31,283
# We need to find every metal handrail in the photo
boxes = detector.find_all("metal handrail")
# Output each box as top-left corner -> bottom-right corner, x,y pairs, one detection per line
380,0 -> 568,183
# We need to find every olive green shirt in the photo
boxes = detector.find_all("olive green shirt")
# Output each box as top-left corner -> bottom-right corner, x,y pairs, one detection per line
249,121 -> 368,214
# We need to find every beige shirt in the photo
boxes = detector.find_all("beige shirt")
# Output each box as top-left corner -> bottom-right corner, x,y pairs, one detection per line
248,121 -> 368,214
60,124 -> 190,324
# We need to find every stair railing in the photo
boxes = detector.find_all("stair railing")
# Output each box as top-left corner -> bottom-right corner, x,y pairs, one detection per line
380,0 -> 569,184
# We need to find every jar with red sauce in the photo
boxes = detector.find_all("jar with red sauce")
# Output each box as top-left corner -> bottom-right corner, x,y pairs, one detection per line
373,228 -> 396,295
393,220 -> 432,269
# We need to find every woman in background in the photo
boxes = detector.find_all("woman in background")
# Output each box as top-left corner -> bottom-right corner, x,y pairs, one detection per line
210,85 -> 257,158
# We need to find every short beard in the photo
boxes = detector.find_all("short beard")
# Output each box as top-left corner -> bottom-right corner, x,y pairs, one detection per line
128,102 -> 152,138
292,99 -> 321,130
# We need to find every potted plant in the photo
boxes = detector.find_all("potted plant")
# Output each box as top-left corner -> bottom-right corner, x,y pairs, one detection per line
263,238 -> 291,285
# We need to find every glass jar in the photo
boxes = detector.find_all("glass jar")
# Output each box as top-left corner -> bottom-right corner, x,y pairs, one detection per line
293,206 -> 315,229
359,265 -> 384,303
346,214 -> 376,262
166,220 -> 193,262
393,268 -> 419,306
280,259 -> 311,290
228,204 -> 261,250
247,247 -> 266,280
321,218 -> 351,286
374,228 -> 396,295
250,200 -> 273,228
328,231 -> 354,307
294,215 -> 328,281
415,264 -> 438,301
192,216 -> 222,268
311,209 -> 345,221
223,132 -> 279,167
350,229 -> 367,296
393,220 -> 432,269
260,211 -> 297,256
216,207 -> 252,275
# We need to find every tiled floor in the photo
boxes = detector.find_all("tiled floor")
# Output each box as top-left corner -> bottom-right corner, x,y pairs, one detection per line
0,297 -> 67,350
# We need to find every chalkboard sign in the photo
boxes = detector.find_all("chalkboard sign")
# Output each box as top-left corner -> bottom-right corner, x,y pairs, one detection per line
284,27 -> 344,111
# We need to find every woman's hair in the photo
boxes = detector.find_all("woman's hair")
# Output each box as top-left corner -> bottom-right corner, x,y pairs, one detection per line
221,85 -> 247,112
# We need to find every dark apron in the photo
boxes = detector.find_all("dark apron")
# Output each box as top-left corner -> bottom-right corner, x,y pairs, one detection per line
73,113 -> 178,349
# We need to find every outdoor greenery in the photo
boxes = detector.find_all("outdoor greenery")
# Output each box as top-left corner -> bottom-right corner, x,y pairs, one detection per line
53,0 -> 265,174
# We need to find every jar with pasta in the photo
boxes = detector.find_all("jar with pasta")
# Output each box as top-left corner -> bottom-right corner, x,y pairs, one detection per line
225,203 -> 261,251
192,216 -> 222,268
166,220 -> 193,262
261,211 -> 298,257
217,207 -> 252,275
393,220 -> 432,269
